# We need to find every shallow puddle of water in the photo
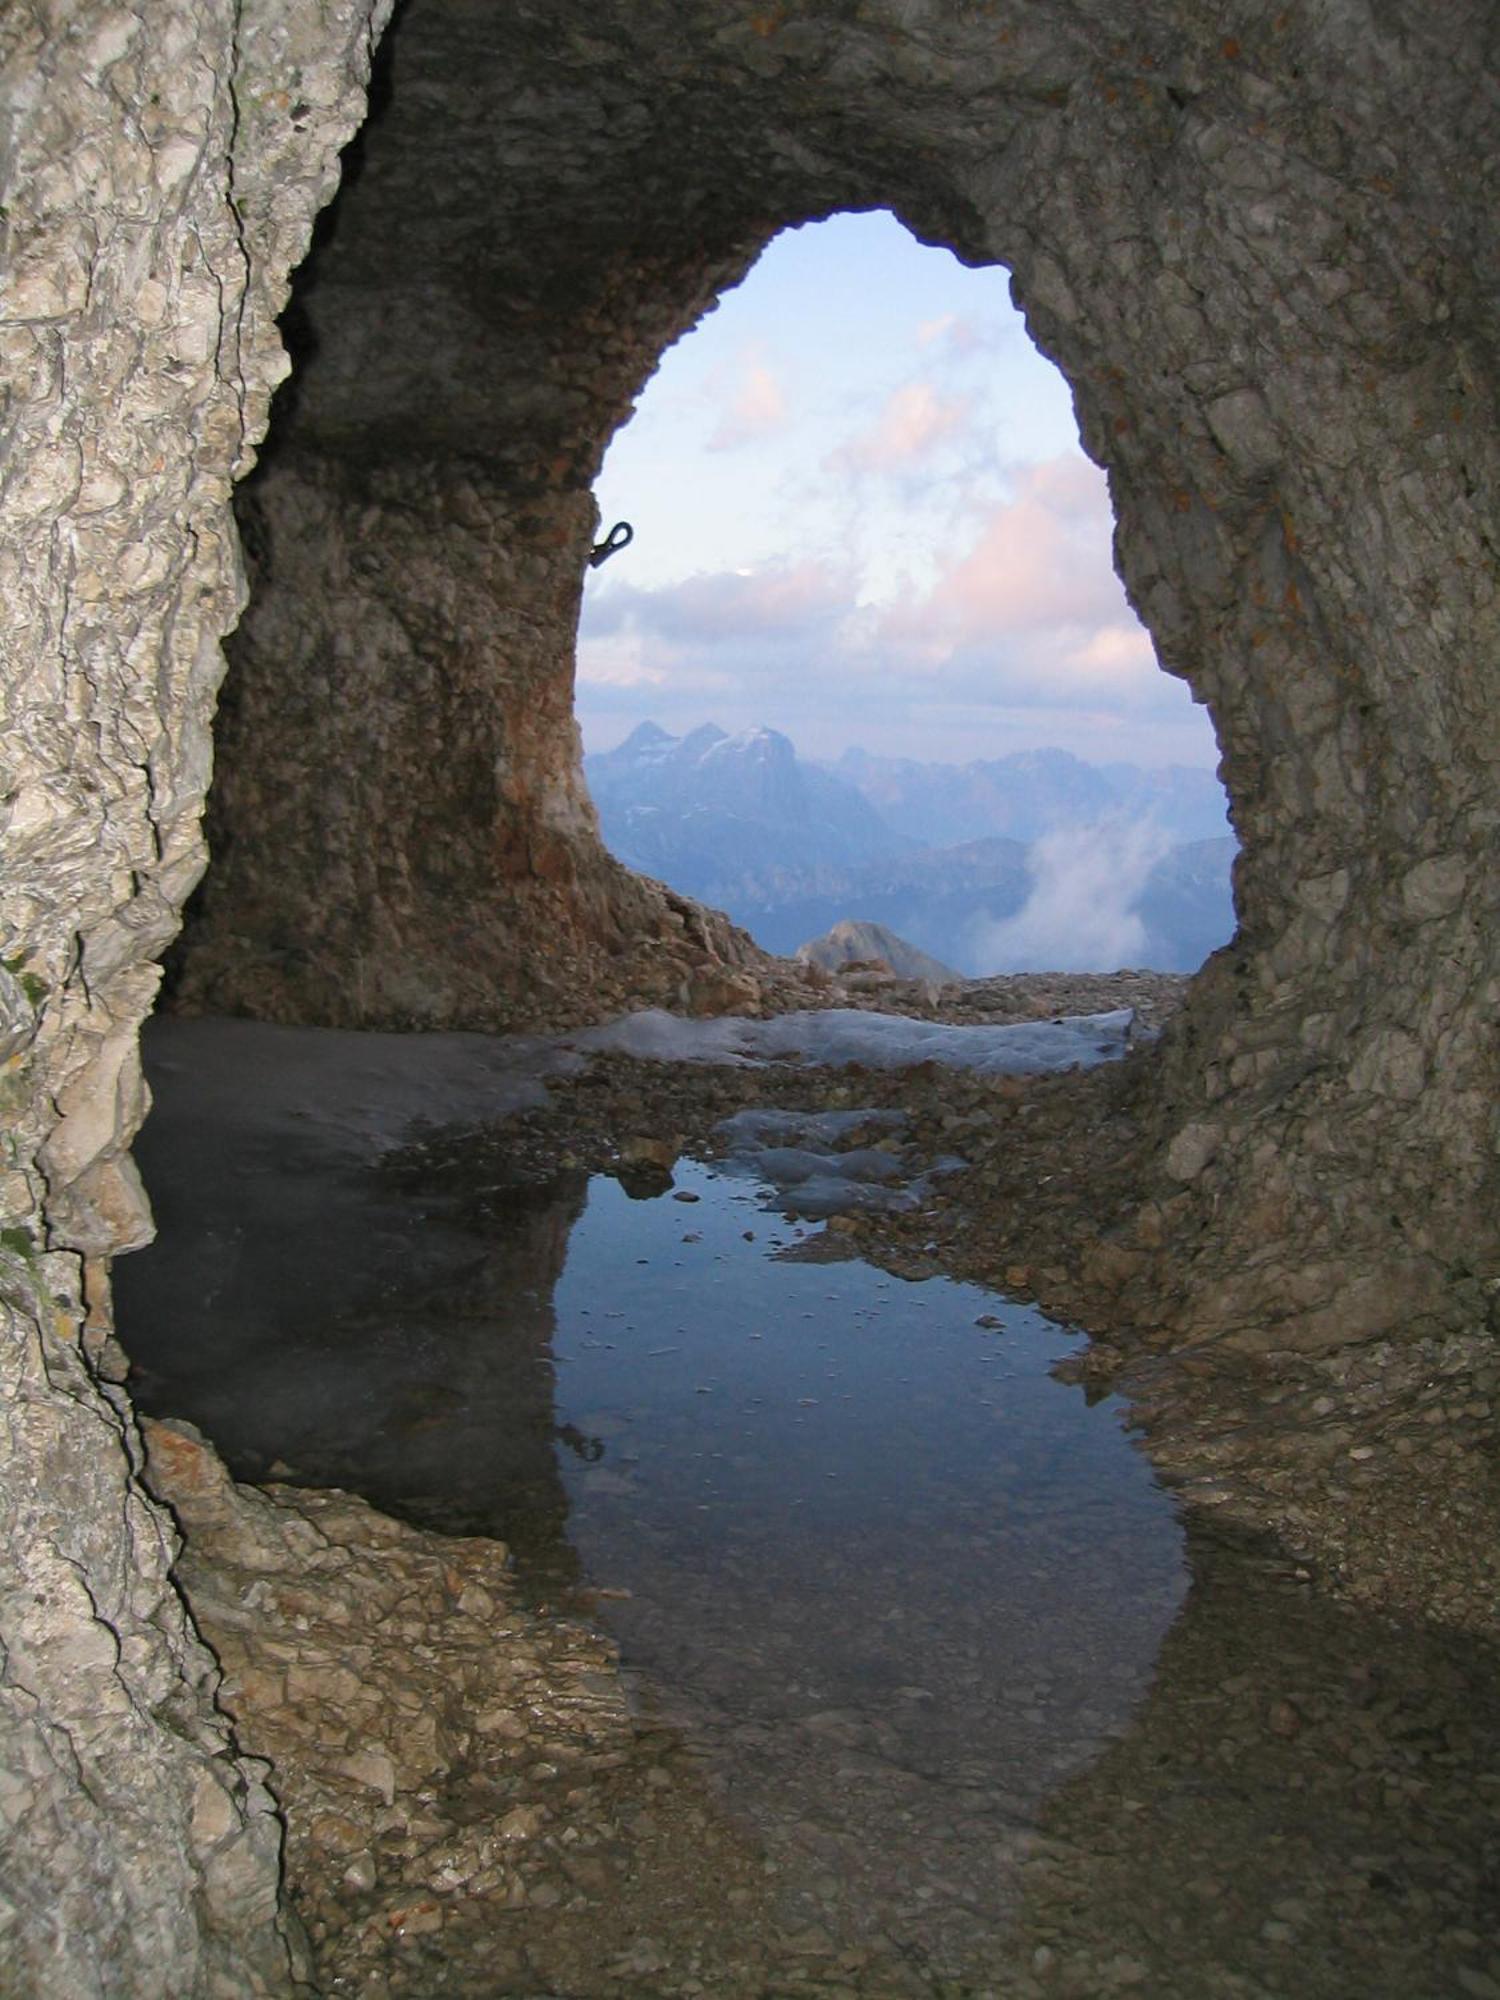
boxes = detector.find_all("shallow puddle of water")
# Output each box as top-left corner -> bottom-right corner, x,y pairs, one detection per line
117,1028 -> 1186,1970
545,1162 -> 1188,1964
115,1020 -> 1500,1998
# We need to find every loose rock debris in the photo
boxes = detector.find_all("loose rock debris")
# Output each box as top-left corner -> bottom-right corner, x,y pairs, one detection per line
145,1420 -> 797,1999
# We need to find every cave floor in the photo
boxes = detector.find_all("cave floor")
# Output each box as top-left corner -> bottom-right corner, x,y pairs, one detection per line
119,1002 -> 1500,1998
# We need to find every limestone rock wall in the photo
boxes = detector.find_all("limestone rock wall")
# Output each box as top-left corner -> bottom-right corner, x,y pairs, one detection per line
0,3 -> 390,1991
170,4 -> 798,1030
175,453 -> 781,1028
175,0 -> 1499,1353
981,8 -> 1500,1354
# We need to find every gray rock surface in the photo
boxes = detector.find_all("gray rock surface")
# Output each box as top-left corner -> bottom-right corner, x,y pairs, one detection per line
1,2 -> 392,1991
796,919 -> 961,987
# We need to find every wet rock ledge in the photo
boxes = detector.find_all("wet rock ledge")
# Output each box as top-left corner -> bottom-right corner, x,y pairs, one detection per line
143,1421 -> 799,2000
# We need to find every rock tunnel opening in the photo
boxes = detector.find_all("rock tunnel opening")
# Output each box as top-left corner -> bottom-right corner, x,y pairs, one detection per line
5,5 -> 1500,1993
130,0 -> 1497,1726
162,0 -> 1497,1370
575,206 -> 1236,979
123,129 -> 1240,1676
124,173 -> 1213,1557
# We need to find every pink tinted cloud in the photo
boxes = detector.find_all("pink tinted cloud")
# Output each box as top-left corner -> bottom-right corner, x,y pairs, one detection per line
1064,623 -> 1157,677
580,452 -> 1177,728
594,557 -> 854,647
708,357 -> 789,451
938,454 -> 1128,635
915,312 -> 984,356
836,381 -> 971,474
878,453 -> 1139,665
865,451 -> 1169,705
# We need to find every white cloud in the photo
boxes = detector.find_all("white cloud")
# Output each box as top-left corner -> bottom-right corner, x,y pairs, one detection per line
574,630 -> 668,690
583,558 -> 854,649
833,381 -> 971,474
707,355 -> 789,451
969,818 -> 1174,974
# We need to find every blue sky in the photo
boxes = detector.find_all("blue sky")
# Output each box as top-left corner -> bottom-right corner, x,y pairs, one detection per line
578,210 -> 1221,771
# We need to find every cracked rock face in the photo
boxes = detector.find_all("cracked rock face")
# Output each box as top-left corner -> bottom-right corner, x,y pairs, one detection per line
2,1 -> 1497,1992
1,2 -> 393,1992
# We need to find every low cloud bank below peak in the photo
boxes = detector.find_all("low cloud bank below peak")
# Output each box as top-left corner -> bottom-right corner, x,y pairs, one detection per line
584,722 -> 1236,976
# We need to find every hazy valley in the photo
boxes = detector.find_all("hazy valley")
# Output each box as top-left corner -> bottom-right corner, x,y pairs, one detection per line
586,722 -> 1237,976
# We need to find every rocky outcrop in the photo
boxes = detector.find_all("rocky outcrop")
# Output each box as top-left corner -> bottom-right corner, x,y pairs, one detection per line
173,454 -> 793,1029
2,1 -> 1498,1992
139,1422 -> 787,1997
797,920 -> 961,988
0,1261 -> 301,1997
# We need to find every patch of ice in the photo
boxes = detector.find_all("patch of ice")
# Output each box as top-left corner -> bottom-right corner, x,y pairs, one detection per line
740,1145 -> 906,1189
714,1103 -> 957,1223
573,1007 -> 1136,1076
763,1174 -> 919,1221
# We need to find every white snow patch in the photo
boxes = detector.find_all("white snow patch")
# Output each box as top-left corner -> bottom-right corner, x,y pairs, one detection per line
570,1007 -> 1137,1076
719,1107 -> 909,1149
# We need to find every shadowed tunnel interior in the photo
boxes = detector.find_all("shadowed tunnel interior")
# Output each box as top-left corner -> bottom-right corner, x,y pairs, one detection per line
173,0 -> 1500,1359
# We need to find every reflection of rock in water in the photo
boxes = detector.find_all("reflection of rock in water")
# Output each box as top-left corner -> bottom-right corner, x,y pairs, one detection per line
113,1021 -> 589,1574
1004,1521 -> 1500,1999
316,1173 -> 588,1563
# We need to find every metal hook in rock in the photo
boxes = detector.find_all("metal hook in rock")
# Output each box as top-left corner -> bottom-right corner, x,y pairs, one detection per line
588,520 -> 634,569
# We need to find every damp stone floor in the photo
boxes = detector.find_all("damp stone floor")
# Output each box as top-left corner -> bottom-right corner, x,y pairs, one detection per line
113,1019 -> 1500,1997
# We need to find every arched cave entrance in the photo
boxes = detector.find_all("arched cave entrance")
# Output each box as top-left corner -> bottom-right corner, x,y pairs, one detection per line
573,207 -> 1234,978
170,0 -> 1498,1358
4,5 -> 1498,1993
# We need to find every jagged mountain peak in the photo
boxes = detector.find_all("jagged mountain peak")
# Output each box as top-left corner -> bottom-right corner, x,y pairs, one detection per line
616,719 -> 675,754
584,721 -> 904,875
796,920 -> 960,986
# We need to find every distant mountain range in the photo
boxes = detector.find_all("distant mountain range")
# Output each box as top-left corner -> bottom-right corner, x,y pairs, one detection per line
831,743 -> 1230,847
586,723 -> 900,900
585,722 -> 1237,975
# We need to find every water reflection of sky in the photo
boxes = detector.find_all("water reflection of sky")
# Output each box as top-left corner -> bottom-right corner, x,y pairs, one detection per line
550,1162 -> 1188,1958
555,1159 -> 1186,1724
118,1024 -> 1500,1994
556,1159 -> 1183,1621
